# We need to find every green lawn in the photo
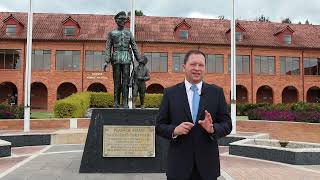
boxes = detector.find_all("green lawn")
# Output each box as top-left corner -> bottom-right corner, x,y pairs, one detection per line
31,112 -> 54,119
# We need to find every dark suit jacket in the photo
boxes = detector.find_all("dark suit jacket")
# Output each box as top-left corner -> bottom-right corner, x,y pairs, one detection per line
155,82 -> 232,180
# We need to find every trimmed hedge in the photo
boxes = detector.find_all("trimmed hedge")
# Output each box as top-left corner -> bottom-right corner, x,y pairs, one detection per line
90,92 -> 114,108
54,92 -> 163,118
247,109 -> 320,123
54,92 -> 91,118
237,102 -> 320,116
0,103 -> 24,119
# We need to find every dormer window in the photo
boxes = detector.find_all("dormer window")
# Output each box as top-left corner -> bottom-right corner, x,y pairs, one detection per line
179,30 -> 188,39
274,26 -> 294,45
62,16 -> 80,37
226,22 -> 246,42
283,35 -> 292,44
236,32 -> 242,42
6,25 -> 17,36
174,19 -> 191,40
64,26 -> 76,36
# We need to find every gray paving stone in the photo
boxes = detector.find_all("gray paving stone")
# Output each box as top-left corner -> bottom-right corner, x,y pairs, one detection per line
1,145 -> 227,180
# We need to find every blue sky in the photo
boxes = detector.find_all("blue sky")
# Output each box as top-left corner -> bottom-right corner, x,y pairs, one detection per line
0,0 -> 319,24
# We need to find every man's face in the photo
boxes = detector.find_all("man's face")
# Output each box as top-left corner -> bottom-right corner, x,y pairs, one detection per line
183,54 -> 206,84
115,15 -> 126,28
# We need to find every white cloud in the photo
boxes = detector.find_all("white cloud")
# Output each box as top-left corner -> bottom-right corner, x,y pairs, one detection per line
0,0 -> 319,24
187,12 -> 219,19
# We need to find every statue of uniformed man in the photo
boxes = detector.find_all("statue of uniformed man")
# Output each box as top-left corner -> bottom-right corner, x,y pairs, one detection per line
104,11 -> 141,108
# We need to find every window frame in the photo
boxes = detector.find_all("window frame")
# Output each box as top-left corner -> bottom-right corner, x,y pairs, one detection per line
254,56 -> 275,75
85,50 -> 105,72
144,52 -> 168,72
179,30 -> 188,39
206,54 -> 224,73
31,50 -> 51,71
283,35 -> 292,44
280,56 -> 300,75
6,25 -> 17,36
55,50 -> 81,71
64,26 -> 77,36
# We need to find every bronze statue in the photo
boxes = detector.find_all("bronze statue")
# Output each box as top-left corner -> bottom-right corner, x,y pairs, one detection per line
104,11 -> 141,108
129,56 -> 150,108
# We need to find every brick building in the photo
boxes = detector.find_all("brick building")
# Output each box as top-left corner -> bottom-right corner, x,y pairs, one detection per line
0,12 -> 319,111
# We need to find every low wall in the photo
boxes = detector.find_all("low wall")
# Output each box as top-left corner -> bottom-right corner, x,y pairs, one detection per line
237,120 -> 320,143
0,118 -> 90,130
1,119 -> 319,143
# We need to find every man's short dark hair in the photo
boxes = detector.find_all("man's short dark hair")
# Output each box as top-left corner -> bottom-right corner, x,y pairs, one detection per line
115,11 -> 126,20
184,50 -> 206,64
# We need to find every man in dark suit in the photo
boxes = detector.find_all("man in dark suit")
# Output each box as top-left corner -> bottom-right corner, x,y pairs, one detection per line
156,50 -> 232,180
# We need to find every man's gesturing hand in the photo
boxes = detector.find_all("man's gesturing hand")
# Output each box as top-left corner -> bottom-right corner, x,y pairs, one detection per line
173,122 -> 194,136
198,110 -> 214,133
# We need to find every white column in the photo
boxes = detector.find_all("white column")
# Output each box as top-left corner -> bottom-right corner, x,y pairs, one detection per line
24,0 -> 33,132
128,0 -> 136,109
230,0 -> 237,134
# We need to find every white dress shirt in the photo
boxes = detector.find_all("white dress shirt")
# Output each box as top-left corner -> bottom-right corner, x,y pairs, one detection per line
184,79 -> 202,117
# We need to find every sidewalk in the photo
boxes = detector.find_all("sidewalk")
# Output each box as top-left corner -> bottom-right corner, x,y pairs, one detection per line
0,144 -> 320,180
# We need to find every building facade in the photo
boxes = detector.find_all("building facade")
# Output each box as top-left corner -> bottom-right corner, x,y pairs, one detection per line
0,12 -> 319,111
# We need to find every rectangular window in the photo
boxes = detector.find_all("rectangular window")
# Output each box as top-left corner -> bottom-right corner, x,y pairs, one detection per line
0,49 -> 21,70
283,35 -> 292,44
6,25 -> 17,36
173,53 -> 185,72
206,54 -> 224,73
254,56 -> 275,75
235,32 -> 242,42
280,56 -> 300,75
85,51 -> 105,71
144,52 -> 168,72
228,55 -> 250,74
31,50 -> 51,70
64,26 -> 76,36
179,30 -> 188,39
56,50 -> 80,71
304,57 -> 320,75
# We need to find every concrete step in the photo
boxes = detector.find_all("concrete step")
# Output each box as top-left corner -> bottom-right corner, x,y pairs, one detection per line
0,139 -> 11,157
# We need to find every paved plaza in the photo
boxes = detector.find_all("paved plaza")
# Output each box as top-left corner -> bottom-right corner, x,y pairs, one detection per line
0,144 -> 320,180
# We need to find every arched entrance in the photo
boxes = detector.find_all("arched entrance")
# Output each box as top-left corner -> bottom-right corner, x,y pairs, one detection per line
0,82 -> 18,105
146,84 -> 164,94
57,82 -> 77,100
306,86 -> 320,103
31,82 -> 48,110
282,86 -> 298,103
256,85 -> 273,104
87,83 -> 107,92
236,85 -> 248,103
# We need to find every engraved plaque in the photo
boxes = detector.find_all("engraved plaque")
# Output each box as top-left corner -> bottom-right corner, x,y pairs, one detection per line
103,125 -> 155,157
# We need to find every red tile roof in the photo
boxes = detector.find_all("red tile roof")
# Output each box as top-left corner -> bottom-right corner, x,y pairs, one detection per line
1,12 -> 320,49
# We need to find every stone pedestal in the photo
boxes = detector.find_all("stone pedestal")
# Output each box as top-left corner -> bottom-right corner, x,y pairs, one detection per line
79,108 -> 169,173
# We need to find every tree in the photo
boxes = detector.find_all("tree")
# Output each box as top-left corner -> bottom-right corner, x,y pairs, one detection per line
255,14 -> 270,22
305,19 -> 311,25
127,10 -> 145,16
281,18 -> 292,24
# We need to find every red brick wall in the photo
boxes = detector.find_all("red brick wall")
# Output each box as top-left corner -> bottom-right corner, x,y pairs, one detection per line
0,118 -> 90,130
237,120 -> 320,143
0,119 -> 318,143
0,40 -> 320,111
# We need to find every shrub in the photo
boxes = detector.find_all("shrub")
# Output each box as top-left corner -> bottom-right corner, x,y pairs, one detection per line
295,111 -> 320,123
237,103 -> 269,116
90,92 -> 114,108
290,102 -> 313,112
142,94 -> 163,108
54,92 -> 91,118
0,103 -> 24,119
